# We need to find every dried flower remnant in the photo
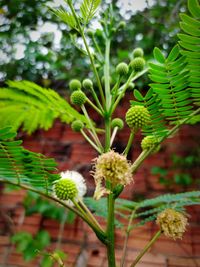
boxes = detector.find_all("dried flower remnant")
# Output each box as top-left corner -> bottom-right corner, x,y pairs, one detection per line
156,208 -> 188,240
93,150 -> 133,199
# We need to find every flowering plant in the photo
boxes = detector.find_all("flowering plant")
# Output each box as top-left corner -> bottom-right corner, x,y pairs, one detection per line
0,0 -> 200,266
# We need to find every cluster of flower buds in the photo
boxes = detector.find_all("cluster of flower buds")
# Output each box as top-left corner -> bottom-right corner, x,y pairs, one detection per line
130,47 -> 145,72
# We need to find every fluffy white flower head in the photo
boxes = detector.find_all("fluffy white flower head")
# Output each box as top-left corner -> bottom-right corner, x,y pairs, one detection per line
53,170 -> 87,206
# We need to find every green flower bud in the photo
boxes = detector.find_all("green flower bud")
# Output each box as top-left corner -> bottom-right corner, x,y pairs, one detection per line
141,135 -> 158,151
118,21 -> 126,29
128,82 -> 135,90
111,118 -> 124,130
116,62 -> 129,76
71,120 -> 84,132
69,79 -> 81,91
130,57 -> 145,72
82,78 -> 93,89
54,179 -> 78,200
133,48 -> 144,58
87,29 -> 94,37
125,105 -> 150,129
70,91 -> 86,106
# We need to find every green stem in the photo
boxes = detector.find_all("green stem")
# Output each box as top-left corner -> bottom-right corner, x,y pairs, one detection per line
105,116 -> 111,152
86,97 -> 103,115
67,0 -> 105,107
111,69 -> 148,114
104,38 -> 111,111
81,105 -> 103,151
92,34 -> 104,59
80,129 -> 102,154
1,180 -> 102,236
123,130 -> 135,156
78,198 -> 105,233
120,208 -> 137,267
107,192 -> 116,267
130,230 -> 161,267
131,107 -> 200,174
72,199 -> 106,242
110,127 -> 118,147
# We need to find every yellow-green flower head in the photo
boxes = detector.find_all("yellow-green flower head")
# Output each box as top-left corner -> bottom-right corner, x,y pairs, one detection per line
71,120 -> 84,132
93,151 -> 133,199
69,79 -> 81,91
111,118 -> 124,130
125,105 -> 150,130
54,179 -> 78,201
70,90 -> 86,106
156,208 -> 188,240
116,62 -> 129,76
133,47 -> 144,58
82,78 -> 93,89
130,57 -> 145,72
53,171 -> 87,206
141,135 -> 158,152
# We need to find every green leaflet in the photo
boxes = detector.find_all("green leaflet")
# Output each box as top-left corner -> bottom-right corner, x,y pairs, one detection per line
188,0 -> 200,19
0,80 -> 87,134
153,47 -> 165,63
178,2 -> 200,106
80,0 -> 101,24
50,7 -> 77,29
0,127 -> 59,192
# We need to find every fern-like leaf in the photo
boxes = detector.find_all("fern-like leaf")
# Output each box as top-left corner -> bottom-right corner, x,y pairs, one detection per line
178,0 -> 200,106
131,88 -> 167,139
148,45 -> 193,124
80,0 -> 101,24
0,127 -> 59,193
0,80 -> 87,134
117,191 -> 200,228
50,7 -> 77,29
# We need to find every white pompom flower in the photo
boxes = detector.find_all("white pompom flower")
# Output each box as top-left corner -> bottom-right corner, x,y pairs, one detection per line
52,170 -> 87,206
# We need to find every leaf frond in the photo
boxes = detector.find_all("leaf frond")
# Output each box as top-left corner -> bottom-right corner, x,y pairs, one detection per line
0,80 -> 87,134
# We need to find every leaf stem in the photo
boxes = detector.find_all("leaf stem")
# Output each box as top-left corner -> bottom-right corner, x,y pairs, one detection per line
120,208 -> 137,267
110,127 -> 118,147
123,130 -> 135,156
80,129 -> 102,154
111,69 -> 148,114
86,97 -> 103,115
81,105 -> 103,151
104,38 -> 111,111
129,230 -> 161,267
67,0 -> 105,107
131,107 -> 200,174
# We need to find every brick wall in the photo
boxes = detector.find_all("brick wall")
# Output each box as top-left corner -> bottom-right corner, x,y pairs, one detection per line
0,97 -> 200,267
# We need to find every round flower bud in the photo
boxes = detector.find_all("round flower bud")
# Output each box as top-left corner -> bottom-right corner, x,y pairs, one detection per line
118,21 -> 126,29
133,47 -> 144,58
141,135 -> 158,151
54,178 -> 78,200
70,90 -> 86,106
87,29 -> 94,37
128,82 -> 135,90
82,78 -> 93,89
71,120 -> 84,132
69,79 -> 81,91
111,118 -> 124,130
156,209 -> 188,240
116,62 -> 129,76
130,57 -> 145,72
125,105 -> 150,129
